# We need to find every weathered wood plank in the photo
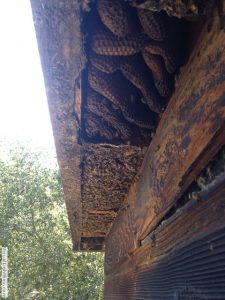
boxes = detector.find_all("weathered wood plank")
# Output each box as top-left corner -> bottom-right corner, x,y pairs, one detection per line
135,10 -> 225,240
30,0 -> 85,249
104,172 -> 225,299
105,186 -> 136,274
105,7 -> 225,273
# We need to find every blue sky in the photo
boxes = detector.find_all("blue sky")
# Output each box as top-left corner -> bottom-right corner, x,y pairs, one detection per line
0,1 -> 55,152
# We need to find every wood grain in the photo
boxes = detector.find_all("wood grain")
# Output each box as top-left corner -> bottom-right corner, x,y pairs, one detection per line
105,6 -> 225,273
104,186 -> 136,274
104,173 -> 225,299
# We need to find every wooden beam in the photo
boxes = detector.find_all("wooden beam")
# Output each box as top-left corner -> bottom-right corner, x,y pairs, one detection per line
105,8 -> 225,273
104,172 -> 225,299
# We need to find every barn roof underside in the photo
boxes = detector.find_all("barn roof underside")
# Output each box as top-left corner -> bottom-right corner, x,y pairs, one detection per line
30,0 -> 205,251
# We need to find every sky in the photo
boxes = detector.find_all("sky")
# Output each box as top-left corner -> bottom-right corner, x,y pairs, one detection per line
0,1 -> 55,153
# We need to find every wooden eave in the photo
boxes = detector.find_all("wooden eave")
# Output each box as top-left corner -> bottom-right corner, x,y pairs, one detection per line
30,0 -> 146,251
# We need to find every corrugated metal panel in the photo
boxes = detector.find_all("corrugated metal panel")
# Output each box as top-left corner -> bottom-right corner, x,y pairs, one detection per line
105,225 -> 225,299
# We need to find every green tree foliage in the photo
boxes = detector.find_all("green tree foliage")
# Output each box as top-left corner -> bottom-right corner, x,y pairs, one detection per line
0,143 -> 104,300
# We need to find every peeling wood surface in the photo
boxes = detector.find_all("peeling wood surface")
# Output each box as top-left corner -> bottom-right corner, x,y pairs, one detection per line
104,173 -> 225,299
105,7 -> 225,272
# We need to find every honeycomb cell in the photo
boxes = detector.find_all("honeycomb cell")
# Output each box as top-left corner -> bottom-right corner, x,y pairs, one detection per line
97,0 -> 133,37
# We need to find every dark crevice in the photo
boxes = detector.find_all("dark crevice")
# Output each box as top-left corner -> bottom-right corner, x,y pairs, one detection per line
148,144 -> 225,239
79,1 -> 192,147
